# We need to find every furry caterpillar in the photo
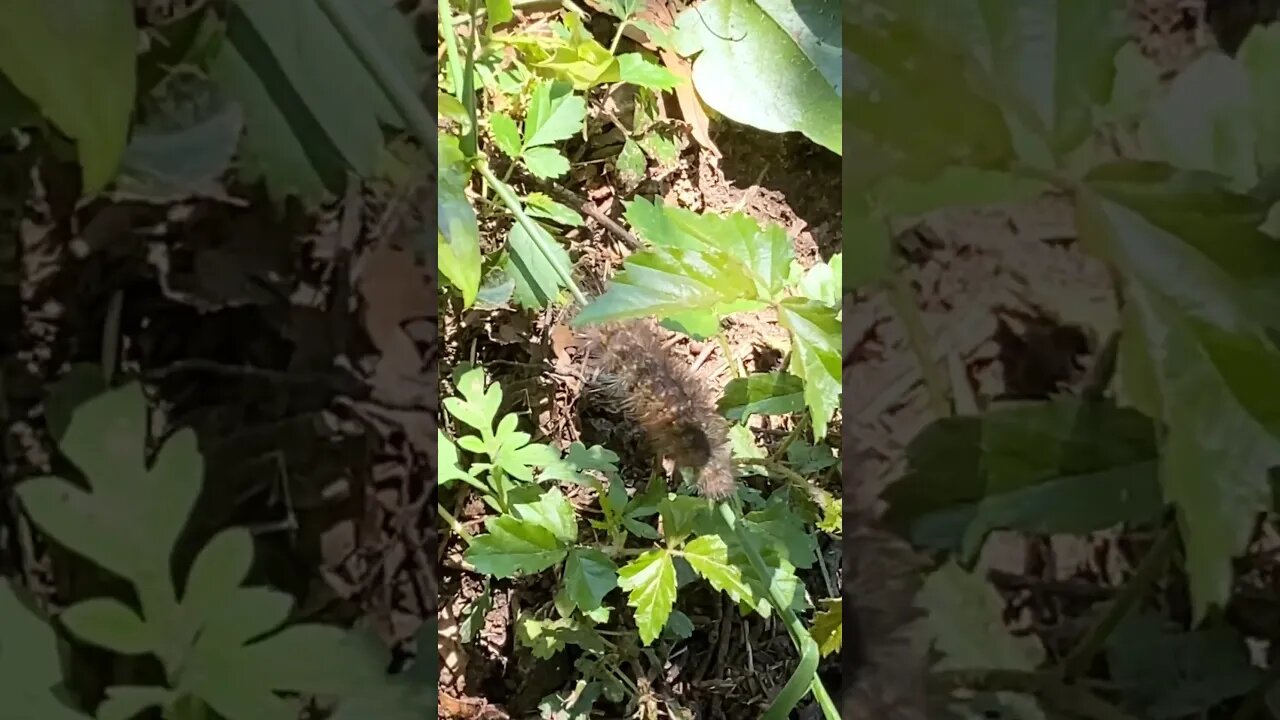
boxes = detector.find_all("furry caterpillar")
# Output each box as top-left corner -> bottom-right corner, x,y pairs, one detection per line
579,319 -> 736,500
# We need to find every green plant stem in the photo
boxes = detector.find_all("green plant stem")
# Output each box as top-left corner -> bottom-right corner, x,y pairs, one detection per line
477,160 -> 589,305
885,265 -> 950,419
1059,523 -> 1176,680
717,501 -> 838,719
440,506 -> 474,545
716,333 -> 744,378
316,0 -> 442,163
609,19 -> 630,53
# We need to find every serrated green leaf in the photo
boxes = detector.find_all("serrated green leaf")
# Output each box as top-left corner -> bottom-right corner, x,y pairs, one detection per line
682,535 -> 754,604
658,496 -> 707,543
882,399 -> 1163,560
719,372 -> 806,420
524,80 -> 587,147
809,598 -> 841,657
486,0 -> 514,28
444,367 -> 502,443
745,502 -> 818,569
512,487 -> 578,543
777,298 -> 840,436
0,581 -> 91,719
564,548 -> 618,612
467,516 -> 570,577
0,0 -> 136,193
616,53 -> 681,90
60,599 -> 152,655
523,146 -> 571,179
490,112 -> 522,158
617,550 -> 677,644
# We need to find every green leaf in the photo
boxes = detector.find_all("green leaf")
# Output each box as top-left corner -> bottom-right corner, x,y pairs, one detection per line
467,516 -> 570,577
540,442 -> 619,485
525,192 -> 584,226
0,0 -> 136,193
1106,613 -> 1261,718
1240,25 -> 1280,173
658,496 -> 707,542
211,0 -> 426,199
439,431 -> 478,487
523,146 -> 571,179
718,372 -> 806,420
674,0 -> 839,153
180,528 -> 255,643
1139,52 -> 1257,190
872,167 -> 1050,217
511,487 -> 578,544
682,535 -> 754,604
796,254 -> 840,307
809,598 -> 841,657
524,80 -> 587,148
777,298 -> 841,437
844,207 -> 891,291
0,581 -> 91,719
882,399 -> 1163,560
60,599 -> 152,655
518,15 -> 620,89
116,73 -> 242,203
617,549 -> 677,644
489,112 -> 522,158
1079,165 -> 1280,617
564,548 -> 619,612
98,687 -> 177,720
616,53 -> 681,90
507,220 -> 573,309
17,383 -> 201,593
745,501 -> 818,569
437,136 -> 482,307
444,367 -> 502,444
918,562 -> 1046,718
486,0 -> 514,28
615,137 -> 647,187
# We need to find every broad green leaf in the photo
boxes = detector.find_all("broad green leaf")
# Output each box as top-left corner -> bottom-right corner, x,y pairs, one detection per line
682,535 -> 754,604
540,442 -> 619,485
616,53 -> 681,90
777,298 -> 841,436
60,598 -> 152,655
844,3 -> 1013,187
98,687 -> 177,720
525,192 -> 584,226
718,372 -> 806,420
18,383 -> 201,592
194,587 -> 295,655
438,136 -> 482,307
523,146 -> 571,179
516,615 -> 607,659
882,399 -> 1163,560
617,549 -> 677,644
674,0 -> 839,153
507,220 -> 573,308
538,680 -> 602,719
116,73 -> 242,203
1079,165 -> 1280,617
212,0 -> 426,199
0,0 -> 136,193
511,487 -> 578,544
489,112 -> 522,158
564,548 -> 618,612
809,598 -> 841,657
872,167 -> 1049,217
796,254 -> 840,307
439,431 -> 478,487
444,367 -> 502,444
524,81 -> 587,148
1106,613 -> 1261,718
0,581 -> 90,719
1139,52 -> 1257,191
615,137 -> 647,187
918,562 -> 1046,718
180,528 -> 255,643
235,625 -> 387,695
467,516 -> 570,577
486,0 -> 514,29
526,15 -> 620,89
658,496 -> 707,542
745,502 -> 819,569
1240,25 -> 1280,173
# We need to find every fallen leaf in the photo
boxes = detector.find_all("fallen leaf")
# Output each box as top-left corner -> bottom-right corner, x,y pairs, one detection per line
661,49 -> 720,158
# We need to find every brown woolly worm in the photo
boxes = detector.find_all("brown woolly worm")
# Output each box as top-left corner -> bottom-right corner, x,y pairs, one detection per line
579,319 -> 737,500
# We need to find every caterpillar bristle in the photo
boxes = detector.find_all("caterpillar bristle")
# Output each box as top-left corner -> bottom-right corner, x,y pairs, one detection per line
580,320 -> 735,500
